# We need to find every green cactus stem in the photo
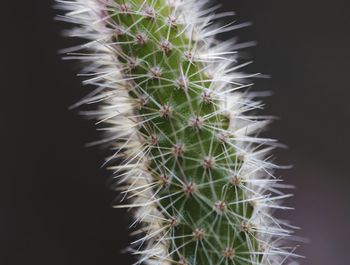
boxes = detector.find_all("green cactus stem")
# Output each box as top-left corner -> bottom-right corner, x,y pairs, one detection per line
56,0 -> 300,264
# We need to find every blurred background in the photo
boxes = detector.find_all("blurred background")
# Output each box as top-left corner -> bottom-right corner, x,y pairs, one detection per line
2,0 -> 350,264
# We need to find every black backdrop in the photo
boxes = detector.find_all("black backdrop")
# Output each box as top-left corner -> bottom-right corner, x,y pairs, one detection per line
2,1 -> 350,264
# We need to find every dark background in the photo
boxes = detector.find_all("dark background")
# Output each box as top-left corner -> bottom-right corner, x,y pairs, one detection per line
2,0 -> 350,264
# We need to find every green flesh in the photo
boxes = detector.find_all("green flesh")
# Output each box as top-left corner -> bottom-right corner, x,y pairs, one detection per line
112,1 -> 259,264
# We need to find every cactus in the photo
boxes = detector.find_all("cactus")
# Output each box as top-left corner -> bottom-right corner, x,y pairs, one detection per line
56,0 -> 300,264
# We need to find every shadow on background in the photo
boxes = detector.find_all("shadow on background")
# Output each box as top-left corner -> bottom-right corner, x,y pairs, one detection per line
1,0 -> 349,264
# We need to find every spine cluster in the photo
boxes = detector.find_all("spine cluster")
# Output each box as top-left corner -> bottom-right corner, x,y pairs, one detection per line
56,0 -> 300,264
